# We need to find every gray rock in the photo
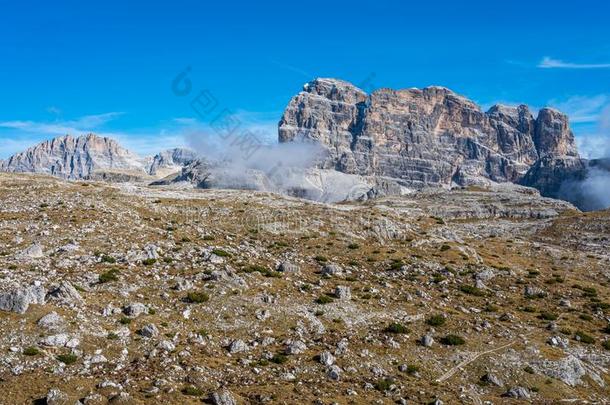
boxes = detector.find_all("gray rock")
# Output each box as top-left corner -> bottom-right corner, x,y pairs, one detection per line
421,335 -> 434,347
90,354 -> 108,364
321,263 -> 342,276
139,323 -> 159,338
524,285 -> 546,298
40,333 -> 70,347
109,392 -> 131,404
46,388 -> 69,405
537,355 -> 586,386
123,303 -> 148,317
0,283 -> 46,314
480,372 -> 503,386
174,277 -> 193,291
37,311 -> 65,331
210,389 -> 237,405
157,340 -> 176,351
277,261 -> 300,273
547,335 -> 569,349
318,351 -> 335,366
228,339 -> 248,354
327,364 -> 342,380
285,340 -> 307,355
475,268 -> 496,281
17,243 -> 44,259
503,386 -> 531,399
47,281 -> 84,305
334,286 -> 351,300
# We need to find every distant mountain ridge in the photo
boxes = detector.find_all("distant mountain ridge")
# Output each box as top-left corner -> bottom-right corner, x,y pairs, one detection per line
0,134 -> 195,180
1,79 -> 607,211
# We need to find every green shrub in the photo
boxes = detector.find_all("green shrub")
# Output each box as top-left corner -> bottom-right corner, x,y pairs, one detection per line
23,347 -> 40,356
440,334 -> 466,346
316,295 -> 334,305
271,353 -> 288,364
99,268 -> 120,283
187,291 -> 210,303
575,331 -> 595,344
212,249 -> 230,257
426,314 -> 446,327
314,255 -> 328,263
538,312 -> 558,321
374,377 -> 395,391
388,259 -> 404,271
142,258 -> 157,266
385,322 -> 409,334
602,340 -> 610,350
405,364 -> 419,374
579,314 -> 593,321
440,244 -> 451,251
107,332 -> 119,340
242,264 -> 267,273
119,317 -> 132,325
347,243 -> 360,250
590,302 -> 610,311
459,284 -> 485,296
56,353 -> 78,364
242,265 -> 281,278
100,255 -> 116,264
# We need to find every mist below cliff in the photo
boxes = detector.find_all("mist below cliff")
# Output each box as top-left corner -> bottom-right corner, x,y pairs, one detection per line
559,161 -> 610,211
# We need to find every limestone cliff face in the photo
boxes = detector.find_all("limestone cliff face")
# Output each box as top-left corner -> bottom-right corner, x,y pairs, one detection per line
0,134 -> 146,179
146,148 -> 197,176
279,78 -> 579,188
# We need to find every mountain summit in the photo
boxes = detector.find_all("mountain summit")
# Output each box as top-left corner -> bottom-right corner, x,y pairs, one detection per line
0,134 -> 145,179
0,134 -> 196,180
279,78 -> 580,191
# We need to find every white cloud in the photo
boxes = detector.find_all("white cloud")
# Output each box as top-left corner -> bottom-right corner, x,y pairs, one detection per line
538,57 -> 610,69
575,105 -> 610,159
549,95 -> 609,123
0,112 -> 124,136
0,111 -> 280,159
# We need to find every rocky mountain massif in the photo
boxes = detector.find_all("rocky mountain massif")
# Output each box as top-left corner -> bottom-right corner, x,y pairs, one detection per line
0,172 -> 609,404
0,134 -> 196,181
1,78 -> 607,208
279,78 -> 589,198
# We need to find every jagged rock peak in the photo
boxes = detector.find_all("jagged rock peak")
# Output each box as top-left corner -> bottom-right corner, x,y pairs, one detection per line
279,77 -> 579,189
147,148 -> 198,176
0,133 -> 145,179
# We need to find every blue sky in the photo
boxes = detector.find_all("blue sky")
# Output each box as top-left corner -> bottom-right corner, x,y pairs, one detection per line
0,0 -> 609,158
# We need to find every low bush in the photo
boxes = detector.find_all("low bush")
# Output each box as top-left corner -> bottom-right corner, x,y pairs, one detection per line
385,322 -> 409,334
187,292 -> 210,303
440,334 -> 466,346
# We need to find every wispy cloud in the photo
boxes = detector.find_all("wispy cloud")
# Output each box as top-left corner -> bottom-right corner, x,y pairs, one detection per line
538,57 -> 610,69
0,111 -> 280,159
0,112 -> 130,159
549,95 -> 609,123
574,105 -> 610,160
0,112 -> 124,136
